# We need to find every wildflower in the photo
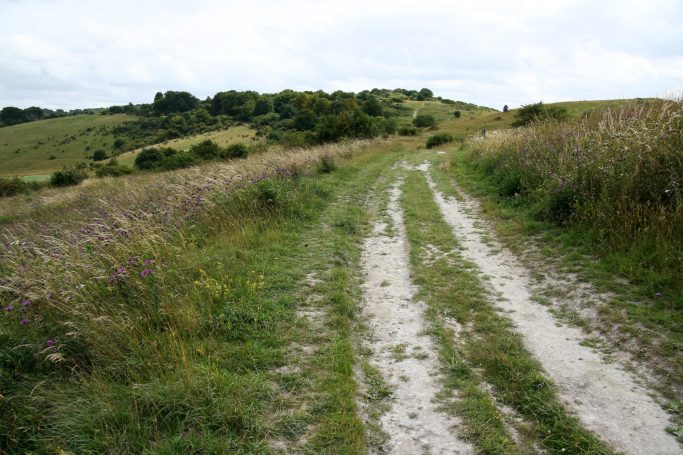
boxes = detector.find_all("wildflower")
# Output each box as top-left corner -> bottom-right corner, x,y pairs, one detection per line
143,258 -> 154,266
20,319 -> 29,325
127,257 -> 137,265
46,339 -> 55,347
4,305 -> 13,312
140,268 -> 154,278
655,292 -> 663,298
22,299 -> 31,306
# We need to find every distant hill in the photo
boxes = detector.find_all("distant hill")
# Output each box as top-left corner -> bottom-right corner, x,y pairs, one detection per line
1,88 -> 493,178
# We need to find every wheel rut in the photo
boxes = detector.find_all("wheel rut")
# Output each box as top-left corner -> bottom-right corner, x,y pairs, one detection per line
359,180 -> 473,455
418,161 -> 681,455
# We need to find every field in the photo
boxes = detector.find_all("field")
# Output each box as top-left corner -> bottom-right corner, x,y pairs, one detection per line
1,99 -> 681,454
0,114 -> 132,177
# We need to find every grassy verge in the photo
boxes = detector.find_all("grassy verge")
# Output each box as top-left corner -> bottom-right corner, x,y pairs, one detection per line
441,146 -> 683,402
399,167 -> 614,454
0,141 -> 400,453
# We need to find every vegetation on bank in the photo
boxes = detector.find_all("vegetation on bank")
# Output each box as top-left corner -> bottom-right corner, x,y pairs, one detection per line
0,140 -> 383,452
467,99 -> 683,293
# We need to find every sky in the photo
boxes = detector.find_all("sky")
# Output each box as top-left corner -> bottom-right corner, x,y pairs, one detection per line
1,0 -> 682,110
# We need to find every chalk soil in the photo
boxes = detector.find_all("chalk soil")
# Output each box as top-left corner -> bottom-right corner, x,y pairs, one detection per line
359,181 -> 473,454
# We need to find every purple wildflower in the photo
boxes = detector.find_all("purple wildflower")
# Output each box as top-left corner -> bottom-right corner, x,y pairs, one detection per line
108,266 -> 129,284
4,305 -> 13,312
20,319 -> 29,325
143,258 -> 154,266
140,268 -> 154,278
655,292 -> 663,298
46,339 -> 55,347
22,299 -> 31,306
127,257 -> 137,265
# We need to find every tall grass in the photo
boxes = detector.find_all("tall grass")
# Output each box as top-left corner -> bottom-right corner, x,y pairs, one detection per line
468,99 -> 683,296
0,139 -> 376,452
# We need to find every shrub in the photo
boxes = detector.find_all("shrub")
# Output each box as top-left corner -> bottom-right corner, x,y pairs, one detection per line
190,140 -> 220,160
135,148 -> 164,170
413,114 -> 436,128
512,102 -> 569,127
453,111 -> 461,118
92,149 -> 108,161
113,138 -> 125,149
426,133 -> 455,149
223,143 -> 249,159
398,126 -> 418,136
0,177 -> 27,197
96,164 -> 133,177
159,152 -> 198,170
50,166 -> 87,187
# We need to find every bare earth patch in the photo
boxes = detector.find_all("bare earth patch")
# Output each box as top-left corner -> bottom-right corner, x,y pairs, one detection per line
359,181 -> 474,454
419,162 -> 681,455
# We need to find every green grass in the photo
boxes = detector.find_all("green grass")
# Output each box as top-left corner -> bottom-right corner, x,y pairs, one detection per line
0,114 -> 133,176
0,140 -> 395,453
404,100 -> 493,126
399,164 -> 614,454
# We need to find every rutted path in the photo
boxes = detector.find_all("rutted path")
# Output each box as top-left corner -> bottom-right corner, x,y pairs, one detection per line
360,181 -> 473,454
418,162 -> 681,455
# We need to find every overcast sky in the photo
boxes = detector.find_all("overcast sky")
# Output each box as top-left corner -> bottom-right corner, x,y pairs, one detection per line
1,0 -> 682,110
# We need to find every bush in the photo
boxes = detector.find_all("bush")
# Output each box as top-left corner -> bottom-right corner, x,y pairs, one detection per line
413,114 -> 436,128
50,166 -> 87,187
512,102 -> 568,127
92,149 -> 108,161
223,143 -> 248,159
426,133 -> 455,149
159,152 -> 198,170
113,138 -> 125,149
190,140 -> 220,160
453,111 -> 461,118
135,148 -> 164,170
398,126 -> 418,136
0,177 -> 27,197
96,164 -> 133,177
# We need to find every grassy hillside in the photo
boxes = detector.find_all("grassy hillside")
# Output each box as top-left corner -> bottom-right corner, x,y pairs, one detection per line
0,114 -> 132,178
115,125 -> 259,168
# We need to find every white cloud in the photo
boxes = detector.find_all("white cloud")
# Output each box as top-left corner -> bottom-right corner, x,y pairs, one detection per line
0,0 -> 681,109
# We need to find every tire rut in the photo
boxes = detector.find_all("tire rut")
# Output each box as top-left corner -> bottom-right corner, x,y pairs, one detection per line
418,162 -> 681,455
359,180 -> 474,455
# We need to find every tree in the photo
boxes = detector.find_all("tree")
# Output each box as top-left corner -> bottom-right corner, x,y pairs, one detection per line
153,91 -> 199,115
362,96 -> 383,116
253,97 -> 274,116
503,104 -> 509,113
294,109 -> 318,131
419,88 -> 434,98
0,107 -> 25,126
